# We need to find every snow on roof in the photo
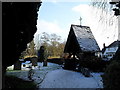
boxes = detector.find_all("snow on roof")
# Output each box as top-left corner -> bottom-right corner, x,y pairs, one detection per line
19,59 -> 24,61
72,25 -> 100,52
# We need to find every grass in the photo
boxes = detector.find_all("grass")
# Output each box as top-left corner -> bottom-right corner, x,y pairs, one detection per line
6,70 -> 23,72
48,56 -> 61,59
5,75 -> 37,89
23,55 -> 37,59
5,62 -> 62,89
40,66 -> 61,71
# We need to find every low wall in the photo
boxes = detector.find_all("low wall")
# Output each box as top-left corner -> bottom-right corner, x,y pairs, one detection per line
47,58 -> 63,65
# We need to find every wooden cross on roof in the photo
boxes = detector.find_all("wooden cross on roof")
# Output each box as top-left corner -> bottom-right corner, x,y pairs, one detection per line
79,17 -> 82,26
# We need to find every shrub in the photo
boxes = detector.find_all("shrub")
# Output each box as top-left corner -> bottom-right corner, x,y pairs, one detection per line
63,58 -> 77,70
47,58 -> 63,65
80,56 -> 110,72
5,75 -> 37,89
102,61 -> 120,89
81,67 -> 90,77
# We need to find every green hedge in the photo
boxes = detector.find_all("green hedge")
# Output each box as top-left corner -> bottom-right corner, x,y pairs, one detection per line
102,61 -> 120,89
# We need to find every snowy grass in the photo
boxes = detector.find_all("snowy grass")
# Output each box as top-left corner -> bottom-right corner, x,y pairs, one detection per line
6,62 -> 103,88
6,62 -> 62,88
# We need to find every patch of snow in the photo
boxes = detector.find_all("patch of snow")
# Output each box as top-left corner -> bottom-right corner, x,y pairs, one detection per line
19,59 -> 24,61
91,72 -> 104,88
6,62 -> 62,87
6,65 -> 14,70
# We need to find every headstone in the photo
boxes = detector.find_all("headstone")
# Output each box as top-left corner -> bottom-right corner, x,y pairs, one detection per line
81,67 -> 90,77
28,68 -> 34,81
43,61 -> 47,66
31,57 -> 38,66
14,60 -> 21,70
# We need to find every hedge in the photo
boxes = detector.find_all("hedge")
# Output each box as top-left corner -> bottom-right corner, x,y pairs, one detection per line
102,61 -> 120,89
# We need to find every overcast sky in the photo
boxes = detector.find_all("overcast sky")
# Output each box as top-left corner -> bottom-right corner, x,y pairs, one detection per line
34,0 -> 118,50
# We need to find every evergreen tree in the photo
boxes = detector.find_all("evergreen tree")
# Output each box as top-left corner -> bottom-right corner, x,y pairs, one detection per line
20,40 -> 36,58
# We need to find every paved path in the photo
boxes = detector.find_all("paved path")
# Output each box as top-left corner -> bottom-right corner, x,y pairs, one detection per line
39,69 -> 103,88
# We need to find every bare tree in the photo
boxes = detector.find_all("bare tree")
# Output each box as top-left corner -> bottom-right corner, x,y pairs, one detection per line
38,32 -> 65,58
90,0 -> 118,48
91,0 -> 115,25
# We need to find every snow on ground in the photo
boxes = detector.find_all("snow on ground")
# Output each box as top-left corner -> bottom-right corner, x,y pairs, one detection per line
6,62 -> 103,88
39,69 -> 103,88
6,62 -> 62,87
91,73 -> 103,88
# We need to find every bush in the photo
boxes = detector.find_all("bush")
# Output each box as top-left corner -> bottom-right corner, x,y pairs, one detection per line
63,58 -> 78,70
102,61 -> 120,89
47,58 -> 63,65
80,56 -> 110,72
5,75 -> 37,89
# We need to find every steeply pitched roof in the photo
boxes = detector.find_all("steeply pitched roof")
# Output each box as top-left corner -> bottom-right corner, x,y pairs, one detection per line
64,24 -> 100,53
72,25 -> 100,52
101,41 -> 120,54
107,40 -> 120,48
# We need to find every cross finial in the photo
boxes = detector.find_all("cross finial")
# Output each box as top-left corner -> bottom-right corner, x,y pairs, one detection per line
79,17 -> 82,26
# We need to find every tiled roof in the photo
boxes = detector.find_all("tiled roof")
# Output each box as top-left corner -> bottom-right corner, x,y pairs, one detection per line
72,25 -> 100,52
107,40 -> 120,48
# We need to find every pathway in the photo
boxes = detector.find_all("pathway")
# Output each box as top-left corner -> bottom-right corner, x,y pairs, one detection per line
39,69 -> 103,88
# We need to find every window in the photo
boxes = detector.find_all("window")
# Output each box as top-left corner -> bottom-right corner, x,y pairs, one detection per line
108,48 -> 110,51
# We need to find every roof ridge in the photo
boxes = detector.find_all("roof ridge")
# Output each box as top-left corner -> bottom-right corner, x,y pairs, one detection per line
70,24 -> 100,52
107,40 -> 120,48
71,24 -> 90,28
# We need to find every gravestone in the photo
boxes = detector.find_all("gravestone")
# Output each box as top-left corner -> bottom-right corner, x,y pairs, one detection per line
43,61 -> 47,66
31,57 -> 38,66
81,67 -> 90,77
14,60 -> 21,70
